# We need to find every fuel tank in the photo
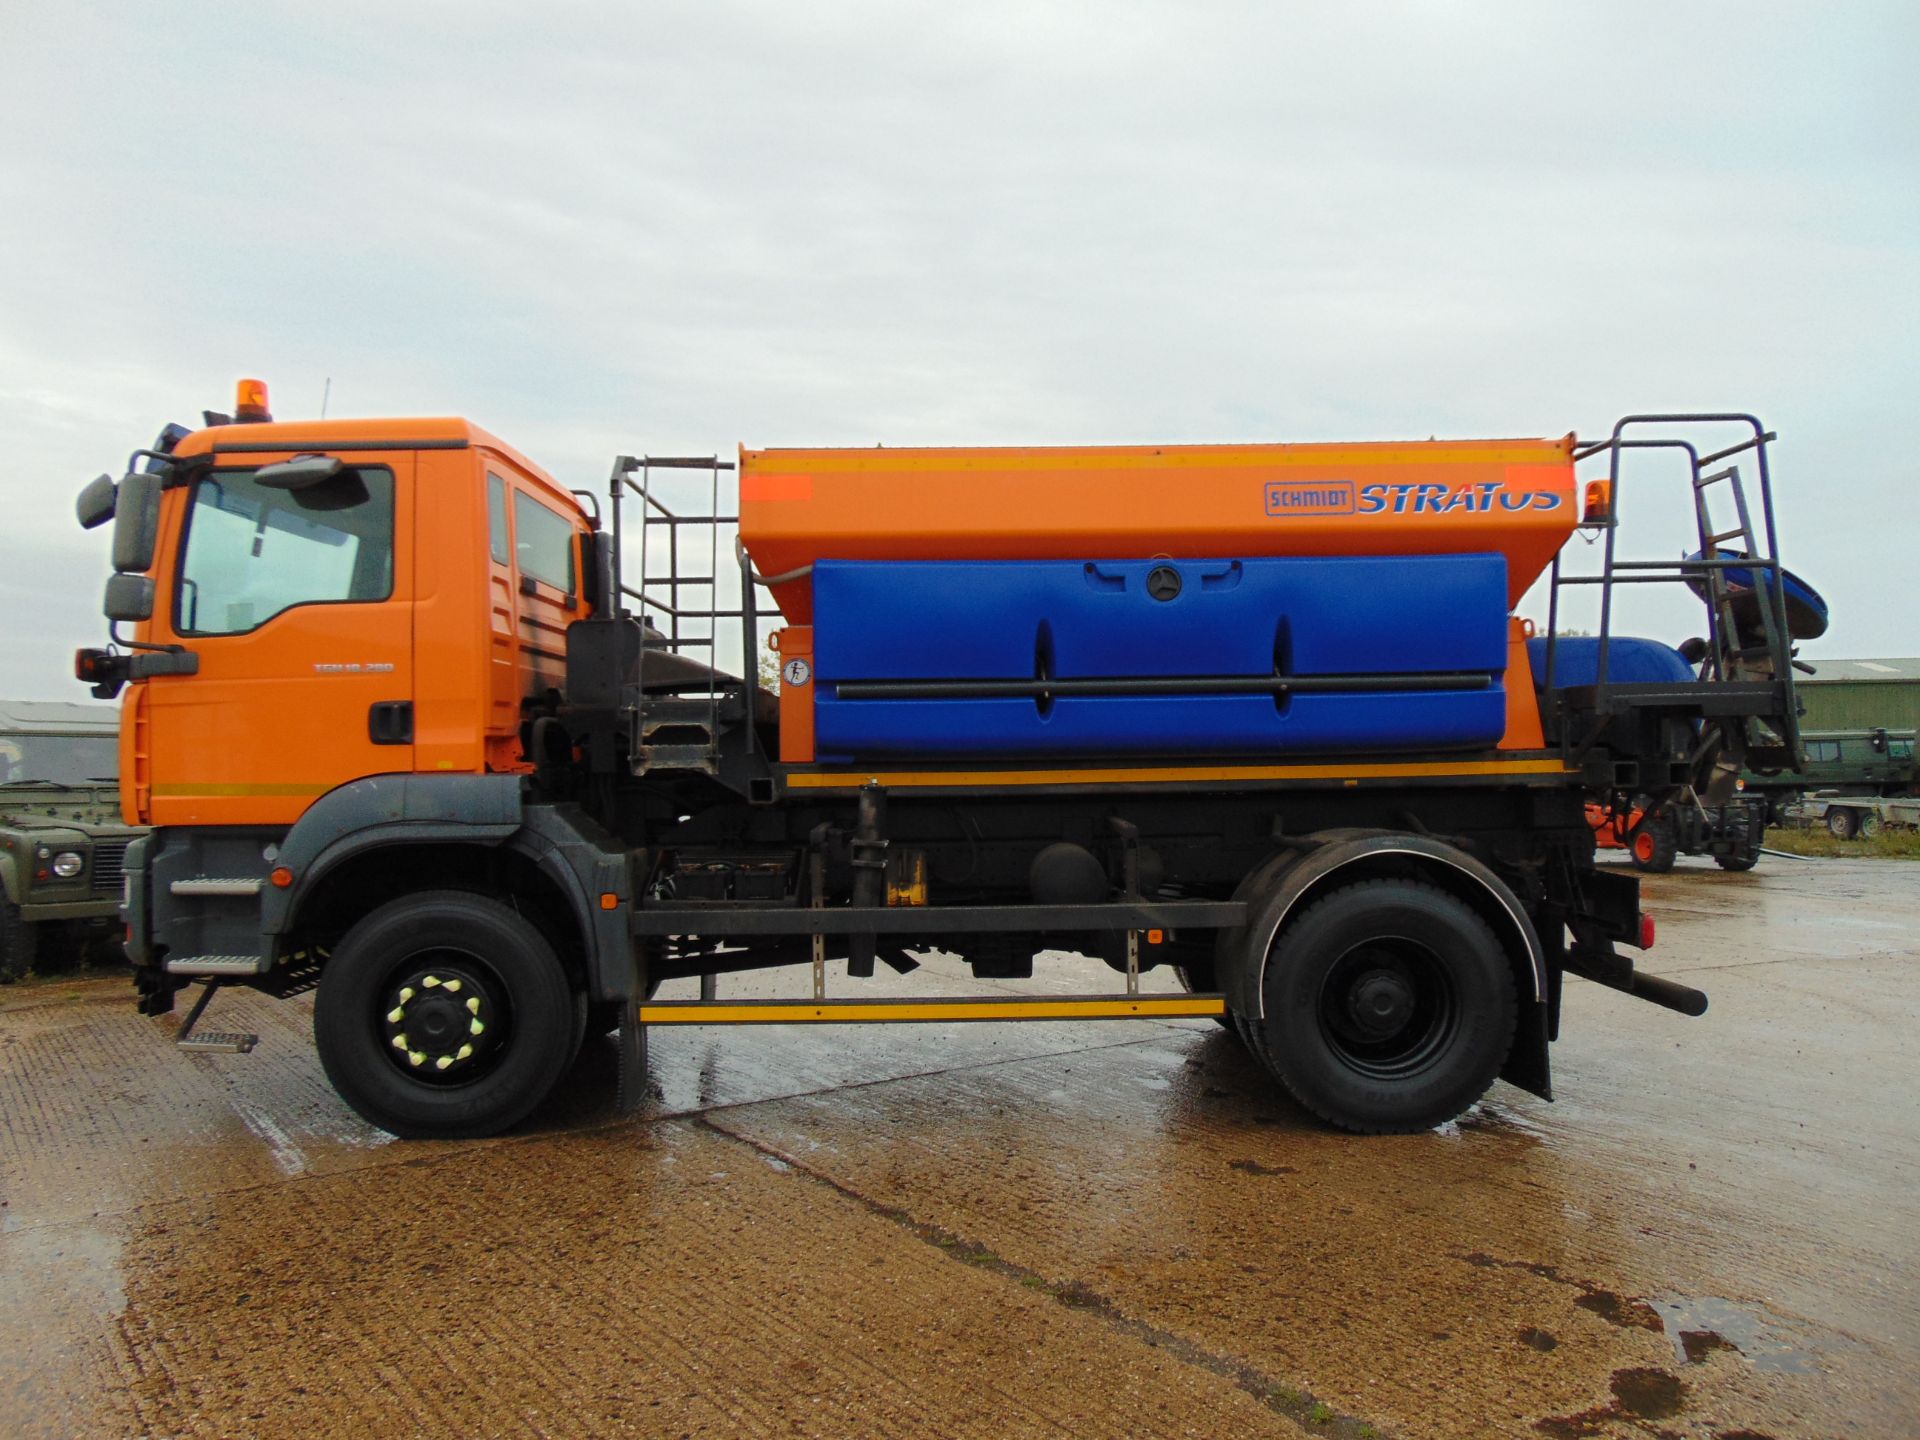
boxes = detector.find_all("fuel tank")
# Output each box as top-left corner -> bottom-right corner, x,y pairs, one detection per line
739,436 -> 1577,623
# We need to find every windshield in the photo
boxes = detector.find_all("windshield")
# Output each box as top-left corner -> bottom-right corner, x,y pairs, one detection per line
0,734 -> 118,784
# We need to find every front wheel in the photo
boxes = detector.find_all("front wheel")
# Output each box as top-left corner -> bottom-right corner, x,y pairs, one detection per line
1826,808 -> 1860,840
1255,879 -> 1516,1134
0,883 -> 36,983
1629,813 -> 1678,873
314,891 -> 581,1139
1860,811 -> 1885,839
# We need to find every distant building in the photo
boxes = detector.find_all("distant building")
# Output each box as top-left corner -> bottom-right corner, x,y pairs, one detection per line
1794,658 -> 1920,732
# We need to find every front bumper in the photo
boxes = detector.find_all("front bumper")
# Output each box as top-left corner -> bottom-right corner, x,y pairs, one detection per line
18,897 -> 121,923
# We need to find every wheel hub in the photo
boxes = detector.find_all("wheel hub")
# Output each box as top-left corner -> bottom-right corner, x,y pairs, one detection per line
1346,968 -> 1416,1038
382,965 -> 500,1080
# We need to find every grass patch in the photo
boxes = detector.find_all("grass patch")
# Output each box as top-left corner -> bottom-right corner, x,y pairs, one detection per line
1765,826 -> 1920,860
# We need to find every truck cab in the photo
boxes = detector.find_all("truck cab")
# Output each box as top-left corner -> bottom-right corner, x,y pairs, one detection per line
81,404 -> 597,828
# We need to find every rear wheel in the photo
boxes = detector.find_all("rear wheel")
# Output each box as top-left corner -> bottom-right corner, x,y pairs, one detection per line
1826,807 -> 1860,840
1860,811 -> 1885,839
1254,879 -> 1516,1134
314,891 -> 581,1139
1629,813 -> 1678,873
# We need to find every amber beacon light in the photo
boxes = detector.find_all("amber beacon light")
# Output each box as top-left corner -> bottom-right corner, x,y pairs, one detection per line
235,377 -> 273,423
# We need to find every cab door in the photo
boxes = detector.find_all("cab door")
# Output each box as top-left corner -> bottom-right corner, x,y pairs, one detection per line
135,451 -> 415,827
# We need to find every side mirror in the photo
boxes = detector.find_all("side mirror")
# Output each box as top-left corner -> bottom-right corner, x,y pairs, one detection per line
111,471 -> 161,573
104,573 -> 156,622
76,473 -> 117,530
256,454 -> 344,490
580,530 -> 607,616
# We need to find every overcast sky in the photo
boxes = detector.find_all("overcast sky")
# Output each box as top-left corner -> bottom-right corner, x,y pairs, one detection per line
2,2 -> 1914,700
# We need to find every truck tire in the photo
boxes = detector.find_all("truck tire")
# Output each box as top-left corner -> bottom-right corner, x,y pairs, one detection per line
314,891 -> 582,1139
1253,878 -> 1516,1134
1715,808 -> 1765,872
1860,811 -> 1884,840
1629,814 -> 1678,873
1826,808 -> 1859,840
0,882 -> 36,983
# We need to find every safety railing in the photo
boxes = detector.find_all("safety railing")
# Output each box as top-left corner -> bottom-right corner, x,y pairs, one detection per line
606,454 -> 777,767
1544,413 -> 1802,768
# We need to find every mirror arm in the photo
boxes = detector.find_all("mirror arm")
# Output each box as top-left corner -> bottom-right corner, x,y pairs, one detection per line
107,620 -> 193,656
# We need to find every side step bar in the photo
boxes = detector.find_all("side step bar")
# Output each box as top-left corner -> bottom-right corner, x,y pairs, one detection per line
640,993 -> 1227,1025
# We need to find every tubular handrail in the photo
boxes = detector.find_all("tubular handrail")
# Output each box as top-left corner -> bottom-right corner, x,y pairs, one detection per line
1549,414 -> 1801,768
605,451 -> 779,768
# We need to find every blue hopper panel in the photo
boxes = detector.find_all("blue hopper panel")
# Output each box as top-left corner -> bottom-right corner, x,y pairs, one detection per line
807,553 -> 1512,758
813,555 -> 1509,682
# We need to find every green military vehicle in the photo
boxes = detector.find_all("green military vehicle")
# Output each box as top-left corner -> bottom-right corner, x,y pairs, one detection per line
1742,726 -> 1918,821
0,701 -> 142,980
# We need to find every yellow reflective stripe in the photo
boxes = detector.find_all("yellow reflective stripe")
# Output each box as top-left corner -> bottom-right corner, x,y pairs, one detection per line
150,782 -> 330,797
639,996 -> 1226,1024
785,758 -> 1575,790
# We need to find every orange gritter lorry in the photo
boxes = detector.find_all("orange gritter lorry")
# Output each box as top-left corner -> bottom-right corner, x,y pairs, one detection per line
73,383 -> 1816,1138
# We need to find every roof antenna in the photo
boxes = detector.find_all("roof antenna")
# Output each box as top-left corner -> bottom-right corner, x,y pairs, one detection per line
320,377 -> 332,419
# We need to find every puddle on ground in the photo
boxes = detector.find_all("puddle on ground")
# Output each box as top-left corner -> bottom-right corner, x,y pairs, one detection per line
1650,1293 -> 1818,1374
1460,1252 -> 1664,1331
1461,1251 -> 1827,1379
1534,1366 -> 1691,1437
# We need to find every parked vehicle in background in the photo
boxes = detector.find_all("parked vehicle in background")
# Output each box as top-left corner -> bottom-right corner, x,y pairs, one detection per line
0,701 -> 141,980
1743,727 -> 1917,819
1588,793 -> 1768,872
1780,790 -> 1920,839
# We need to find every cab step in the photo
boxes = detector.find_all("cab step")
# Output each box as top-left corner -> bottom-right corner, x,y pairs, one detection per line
177,1031 -> 258,1054
169,877 -> 264,897
165,955 -> 262,976
171,979 -> 258,1055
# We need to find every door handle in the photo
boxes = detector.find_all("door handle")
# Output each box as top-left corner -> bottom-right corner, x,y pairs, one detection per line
368,701 -> 414,746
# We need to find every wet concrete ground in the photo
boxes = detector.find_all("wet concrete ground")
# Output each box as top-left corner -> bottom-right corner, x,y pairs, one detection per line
2,856 -> 1915,1439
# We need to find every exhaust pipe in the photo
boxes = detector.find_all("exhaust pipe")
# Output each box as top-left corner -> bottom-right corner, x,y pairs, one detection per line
1566,943 -> 1709,1017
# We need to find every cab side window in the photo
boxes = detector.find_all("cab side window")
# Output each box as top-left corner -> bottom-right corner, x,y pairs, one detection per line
176,467 -> 395,635
487,472 -> 510,564
513,491 -> 576,595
